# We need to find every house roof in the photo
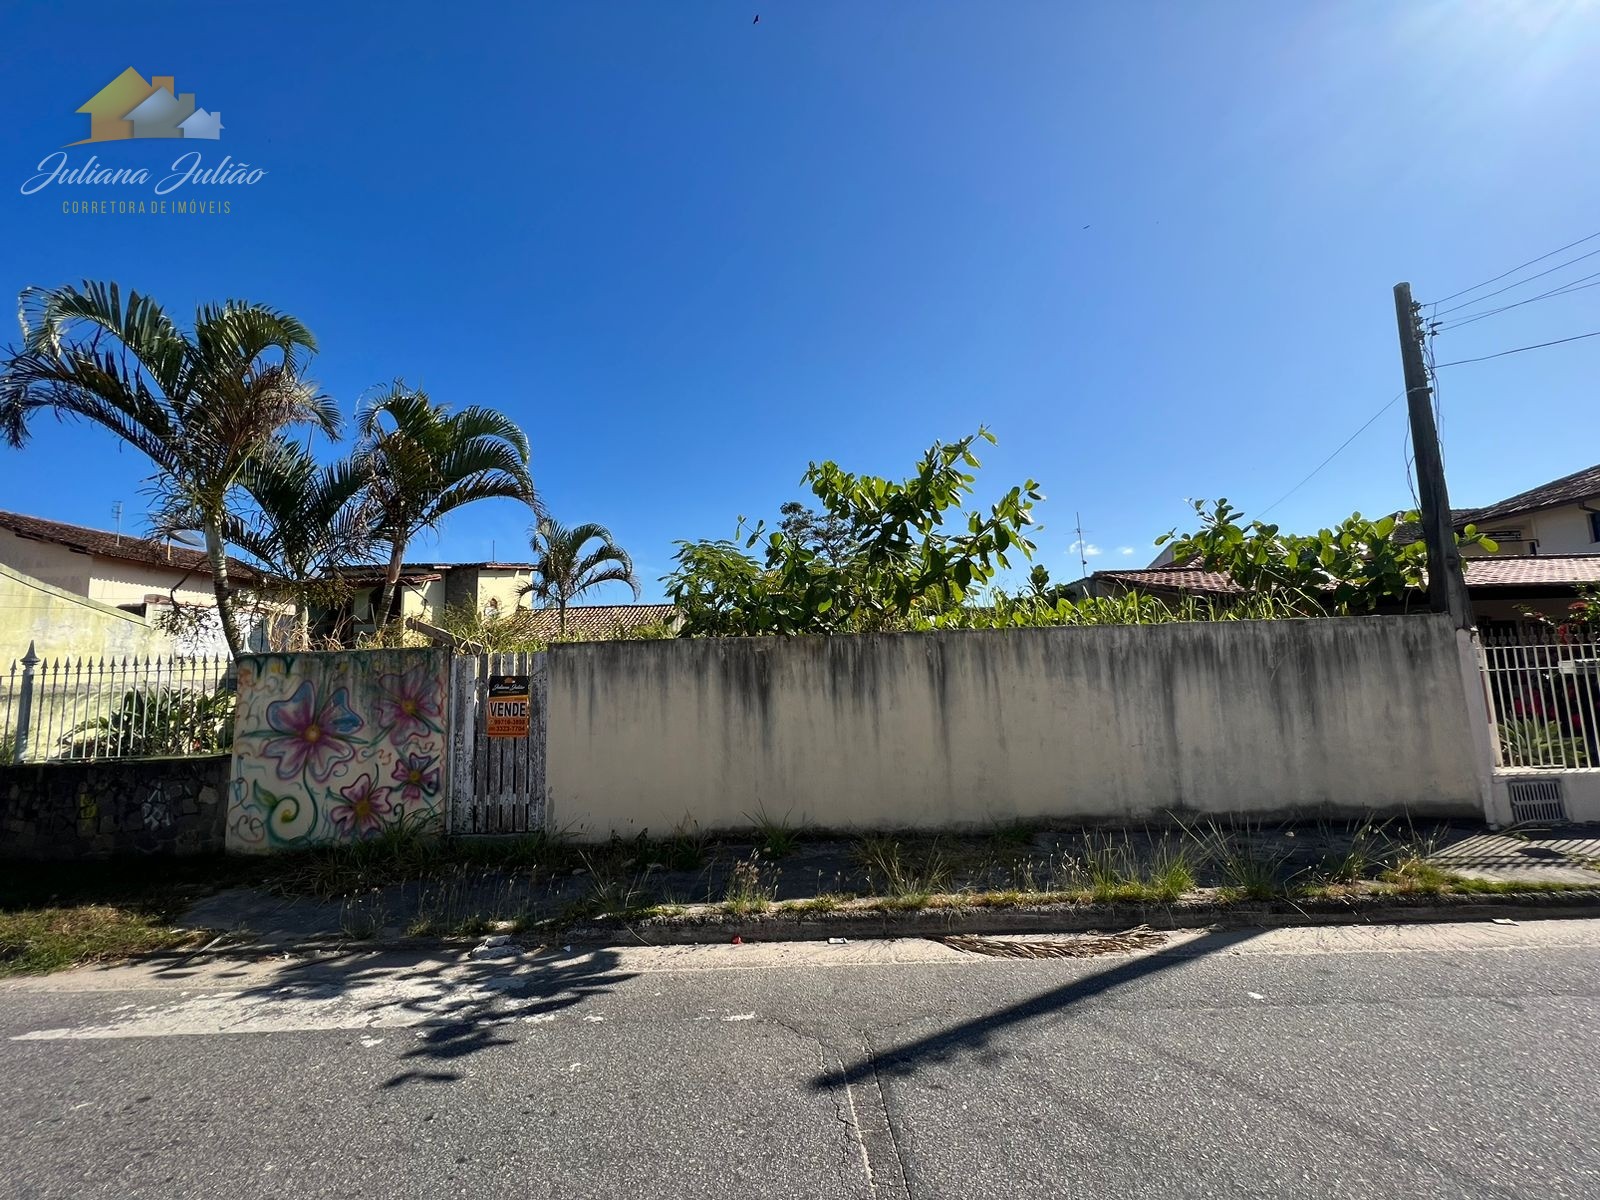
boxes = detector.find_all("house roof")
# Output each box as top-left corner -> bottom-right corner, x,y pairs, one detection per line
1457,462 -> 1600,527
521,603 -> 677,639
337,561 -> 536,575
1092,565 -> 1241,596
1461,554 -> 1600,588
0,510 -> 259,583
1392,510 -> 1479,546
327,566 -> 444,587
1092,554 -> 1600,597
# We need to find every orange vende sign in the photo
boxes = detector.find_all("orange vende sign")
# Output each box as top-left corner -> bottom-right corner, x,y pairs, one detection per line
485,675 -> 531,738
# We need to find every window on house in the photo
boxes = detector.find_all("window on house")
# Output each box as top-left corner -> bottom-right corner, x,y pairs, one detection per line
1590,511 -> 1600,544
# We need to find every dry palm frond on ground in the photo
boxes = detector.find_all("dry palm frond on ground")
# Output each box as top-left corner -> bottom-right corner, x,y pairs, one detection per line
938,926 -> 1167,959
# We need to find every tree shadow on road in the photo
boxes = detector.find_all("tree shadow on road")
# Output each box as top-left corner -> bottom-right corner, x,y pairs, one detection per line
815,928 -> 1261,1088
142,943 -> 637,1089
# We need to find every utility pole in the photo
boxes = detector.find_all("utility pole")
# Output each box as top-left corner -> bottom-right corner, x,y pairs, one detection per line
1393,282 -> 1474,630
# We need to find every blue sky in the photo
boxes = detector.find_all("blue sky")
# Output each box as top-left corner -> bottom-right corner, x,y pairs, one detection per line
2,2 -> 1599,602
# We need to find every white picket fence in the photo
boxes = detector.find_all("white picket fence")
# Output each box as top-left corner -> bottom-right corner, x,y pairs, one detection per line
0,643 -> 232,763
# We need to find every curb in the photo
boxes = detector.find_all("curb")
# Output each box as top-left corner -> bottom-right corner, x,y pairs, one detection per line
172,888 -> 1600,959
568,887 -> 1600,945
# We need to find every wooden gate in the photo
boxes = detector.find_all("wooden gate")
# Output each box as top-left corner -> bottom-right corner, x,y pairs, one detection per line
448,651 -> 548,834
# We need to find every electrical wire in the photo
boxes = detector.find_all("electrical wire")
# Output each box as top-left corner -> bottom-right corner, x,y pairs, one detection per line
1432,245 -> 1600,318
1403,427 -> 1419,511
1432,328 -> 1600,369
1427,229 -> 1600,307
1432,272 -> 1600,333
1257,392 -> 1406,517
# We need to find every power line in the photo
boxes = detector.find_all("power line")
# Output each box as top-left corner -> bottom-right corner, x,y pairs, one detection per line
1427,229 -> 1600,307
1432,327 -> 1600,369
1258,391 -> 1405,517
1432,244 -> 1600,318
1432,272 -> 1600,332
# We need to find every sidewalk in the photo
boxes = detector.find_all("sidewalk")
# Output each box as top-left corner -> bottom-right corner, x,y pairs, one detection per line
173,822 -> 1600,949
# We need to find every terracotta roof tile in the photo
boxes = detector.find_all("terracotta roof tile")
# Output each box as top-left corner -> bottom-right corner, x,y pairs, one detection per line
1462,554 -> 1600,587
1094,555 -> 1600,596
521,604 -> 678,639
1091,566 -> 1242,595
1459,462 -> 1600,525
0,509 -> 259,583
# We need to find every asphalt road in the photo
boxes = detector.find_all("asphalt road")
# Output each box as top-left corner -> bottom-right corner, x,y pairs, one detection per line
1,920 -> 1598,1199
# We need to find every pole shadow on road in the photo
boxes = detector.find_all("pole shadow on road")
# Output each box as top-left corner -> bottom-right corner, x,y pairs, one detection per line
816,927 -> 1261,1088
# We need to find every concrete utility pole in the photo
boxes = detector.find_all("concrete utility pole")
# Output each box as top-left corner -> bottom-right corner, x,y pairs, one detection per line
1393,282 -> 1474,630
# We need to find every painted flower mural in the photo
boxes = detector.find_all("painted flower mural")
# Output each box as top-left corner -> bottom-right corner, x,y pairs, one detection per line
392,751 -> 441,802
329,773 -> 395,838
375,662 -> 445,745
261,680 -> 363,783
227,650 -> 450,853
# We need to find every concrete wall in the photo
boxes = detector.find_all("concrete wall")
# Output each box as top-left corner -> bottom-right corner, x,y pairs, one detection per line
0,754 -> 229,859
227,649 -> 450,853
545,614 -> 1484,839
0,561 -> 163,661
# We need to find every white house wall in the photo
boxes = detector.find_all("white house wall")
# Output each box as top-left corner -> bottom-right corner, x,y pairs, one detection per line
1462,503 -> 1600,557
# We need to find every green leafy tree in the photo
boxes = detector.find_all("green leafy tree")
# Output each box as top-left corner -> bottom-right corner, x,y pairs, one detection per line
1155,498 -> 1497,615
777,500 -> 858,565
355,383 -> 537,625
665,429 -> 1043,636
519,517 -> 640,637
0,281 -> 336,656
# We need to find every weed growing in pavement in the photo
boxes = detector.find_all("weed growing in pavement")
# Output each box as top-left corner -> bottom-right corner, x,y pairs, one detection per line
853,837 -> 953,903
1180,819 -> 1291,900
1300,819 -> 1395,886
339,888 -> 389,939
661,820 -> 712,871
744,806 -> 802,859
723,852 -> 780,915
1381,856 -> 1454,895
406,867 -> 541,935
578,851 -> 656,917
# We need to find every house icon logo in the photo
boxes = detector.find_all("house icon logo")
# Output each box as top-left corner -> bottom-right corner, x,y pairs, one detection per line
70,68 -> 223,147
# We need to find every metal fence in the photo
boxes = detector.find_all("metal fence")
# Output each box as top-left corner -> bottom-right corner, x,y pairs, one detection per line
1480,626 -> 1600,770
0,644 -> 233,764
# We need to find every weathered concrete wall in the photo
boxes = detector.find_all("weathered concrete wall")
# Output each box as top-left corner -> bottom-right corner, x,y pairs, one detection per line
0,754 -> 228,859
546,614 -> 1483,840
0,561 -> 162,661
227,649 -> 450,853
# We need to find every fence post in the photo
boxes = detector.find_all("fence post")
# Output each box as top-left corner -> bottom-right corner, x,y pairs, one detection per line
13,642 -> 38,764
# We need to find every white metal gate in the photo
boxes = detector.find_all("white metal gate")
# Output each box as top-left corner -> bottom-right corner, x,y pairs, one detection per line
448,651 -> 548,834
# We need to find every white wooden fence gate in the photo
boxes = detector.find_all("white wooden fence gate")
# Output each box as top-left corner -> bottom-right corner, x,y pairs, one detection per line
448,651 -> 548,834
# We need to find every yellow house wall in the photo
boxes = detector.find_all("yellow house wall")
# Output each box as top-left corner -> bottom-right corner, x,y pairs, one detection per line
474,569 -> 532,616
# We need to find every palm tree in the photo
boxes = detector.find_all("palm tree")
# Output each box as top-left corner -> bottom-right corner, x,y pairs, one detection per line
520,518 -> 640,637
0,281 -> 336,657
356,383 -> 536,625
221,442 -> 376,648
